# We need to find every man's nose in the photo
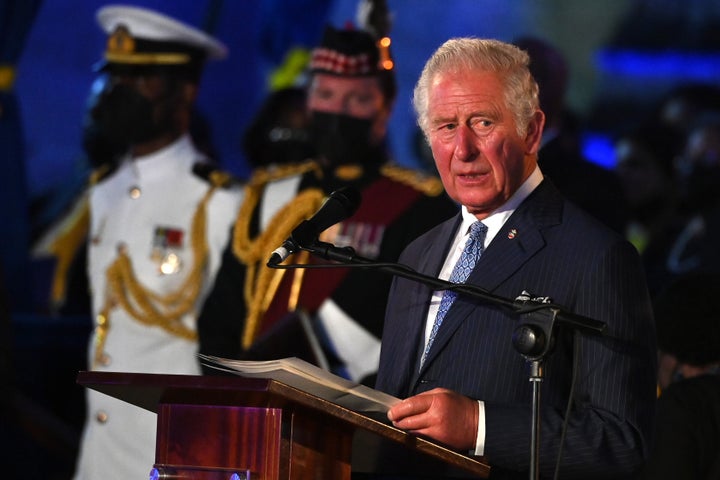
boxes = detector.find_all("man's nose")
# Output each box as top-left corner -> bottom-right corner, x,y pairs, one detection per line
454,125 -> 479,161
336,96 -> 353,115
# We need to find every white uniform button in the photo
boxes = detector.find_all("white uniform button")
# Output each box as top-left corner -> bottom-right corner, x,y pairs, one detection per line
98,352 -> 112,367
96,411 -> 109,423
129,186 -> 142,199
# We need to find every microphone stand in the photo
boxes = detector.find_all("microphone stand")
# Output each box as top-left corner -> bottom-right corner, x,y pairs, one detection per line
285,241 -> 606,336
510,297 -> 561,480
270,241 -> 606,480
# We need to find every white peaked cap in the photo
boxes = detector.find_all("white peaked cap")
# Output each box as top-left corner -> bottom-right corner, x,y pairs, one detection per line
97,4 -> 227,62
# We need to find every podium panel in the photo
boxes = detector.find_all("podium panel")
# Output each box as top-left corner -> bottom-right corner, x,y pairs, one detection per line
77,371 -> 489,479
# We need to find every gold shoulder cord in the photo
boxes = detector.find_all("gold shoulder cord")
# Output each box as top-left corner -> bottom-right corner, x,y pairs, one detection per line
380,163 -> 445,197
232,161 -> 324,348
93,177 -> 221,367
48,198 -> 90,310
47,165 -> 112,311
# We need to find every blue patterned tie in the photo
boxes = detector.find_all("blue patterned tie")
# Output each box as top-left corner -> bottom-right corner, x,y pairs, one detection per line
420,221 -> 488,369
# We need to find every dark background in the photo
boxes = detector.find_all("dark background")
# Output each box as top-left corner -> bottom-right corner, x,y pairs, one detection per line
3,0 -> 720,478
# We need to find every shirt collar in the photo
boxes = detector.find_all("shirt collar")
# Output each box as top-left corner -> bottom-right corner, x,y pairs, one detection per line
460,165 -> 543,246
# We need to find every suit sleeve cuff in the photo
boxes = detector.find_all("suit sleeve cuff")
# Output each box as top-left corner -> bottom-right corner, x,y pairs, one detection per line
473,400 -> 486,456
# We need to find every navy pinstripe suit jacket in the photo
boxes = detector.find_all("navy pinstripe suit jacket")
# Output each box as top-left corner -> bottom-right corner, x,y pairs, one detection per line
375,180 -> 657,479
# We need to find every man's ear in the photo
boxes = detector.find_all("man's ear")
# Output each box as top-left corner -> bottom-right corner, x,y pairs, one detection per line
524,110 -> 545,154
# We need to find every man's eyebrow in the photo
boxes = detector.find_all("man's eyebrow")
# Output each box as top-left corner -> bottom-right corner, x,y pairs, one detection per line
429,113 -> 457,126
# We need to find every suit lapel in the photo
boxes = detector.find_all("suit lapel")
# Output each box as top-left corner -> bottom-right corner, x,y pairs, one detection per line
417,181 -> 563,375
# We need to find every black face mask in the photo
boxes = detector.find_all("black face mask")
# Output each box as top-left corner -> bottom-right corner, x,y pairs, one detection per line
89,83 -> 169,148
81,120 -> 128,169
310,111 -> 375,166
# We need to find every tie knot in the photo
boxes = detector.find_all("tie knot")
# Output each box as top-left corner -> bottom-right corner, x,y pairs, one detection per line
469,221 -> 488,241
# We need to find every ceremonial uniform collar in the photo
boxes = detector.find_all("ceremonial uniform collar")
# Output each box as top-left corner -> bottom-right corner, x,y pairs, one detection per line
126,134 -> 198,180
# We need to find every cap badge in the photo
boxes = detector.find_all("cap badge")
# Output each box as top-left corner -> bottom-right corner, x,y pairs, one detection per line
107,25 -> 135,56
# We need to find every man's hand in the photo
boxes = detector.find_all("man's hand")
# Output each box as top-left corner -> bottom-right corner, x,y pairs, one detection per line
387,388 -> 479,451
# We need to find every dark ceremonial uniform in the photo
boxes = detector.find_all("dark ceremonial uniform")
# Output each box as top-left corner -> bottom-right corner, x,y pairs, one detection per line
198,157 -> 458,384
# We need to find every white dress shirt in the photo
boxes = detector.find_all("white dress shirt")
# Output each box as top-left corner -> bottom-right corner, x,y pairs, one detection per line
421,165 -> 543,456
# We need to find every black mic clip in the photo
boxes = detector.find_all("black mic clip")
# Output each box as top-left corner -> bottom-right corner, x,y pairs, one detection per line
512,290 -> 558,361
305,241 -> 358,263
267,239 -> 359,267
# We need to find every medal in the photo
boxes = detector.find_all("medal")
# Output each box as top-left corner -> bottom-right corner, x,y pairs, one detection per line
151,226 -> 185,274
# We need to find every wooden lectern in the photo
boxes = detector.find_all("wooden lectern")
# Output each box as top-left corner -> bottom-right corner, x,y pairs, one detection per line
77,371 -> 490,479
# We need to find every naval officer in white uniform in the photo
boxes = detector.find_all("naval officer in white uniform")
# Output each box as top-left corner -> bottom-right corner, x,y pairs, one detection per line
72,5 -> 242,480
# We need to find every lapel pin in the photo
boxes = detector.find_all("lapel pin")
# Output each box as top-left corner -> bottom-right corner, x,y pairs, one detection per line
508,228 -> 517,239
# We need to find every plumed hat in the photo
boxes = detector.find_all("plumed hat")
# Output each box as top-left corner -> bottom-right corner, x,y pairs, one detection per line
309,24 -> 396,103
310,25 -> 392,76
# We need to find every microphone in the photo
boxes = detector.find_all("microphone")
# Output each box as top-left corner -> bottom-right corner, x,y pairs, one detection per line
267,239 -> 297,266
268,186 -> 362,265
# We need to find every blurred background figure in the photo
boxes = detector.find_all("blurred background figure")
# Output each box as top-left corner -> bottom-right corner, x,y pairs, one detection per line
513,35 -> 629,235
71,6 -> 243,480
242,86 -> 315,170
1,1 -> 43,316
198,0 -> 458,387
614,121 -> 684,254
642,116 -> 720,296
32,74 -> 225,318
641,272 -> 720,479
675,116 -> 720,216
655,83 -> 720,138
31,75 -> 129,319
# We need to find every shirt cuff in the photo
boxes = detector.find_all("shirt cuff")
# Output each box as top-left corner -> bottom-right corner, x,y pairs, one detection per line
473,400 -> 486,456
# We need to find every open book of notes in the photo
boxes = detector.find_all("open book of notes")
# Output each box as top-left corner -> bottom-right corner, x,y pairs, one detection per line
198,354 -> 400,414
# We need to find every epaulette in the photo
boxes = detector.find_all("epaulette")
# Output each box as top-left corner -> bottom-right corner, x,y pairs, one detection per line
192,163 -> 242,189
248,160 -> 322,187
89,163 -> 116,186
380,163 -> 445,197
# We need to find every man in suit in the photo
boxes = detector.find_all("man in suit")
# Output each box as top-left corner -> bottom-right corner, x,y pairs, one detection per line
375,38 -> 657,479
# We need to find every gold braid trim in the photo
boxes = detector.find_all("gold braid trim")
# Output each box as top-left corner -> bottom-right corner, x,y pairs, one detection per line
208,170 -> 233,188
89,164 -> 113,185
247,160 -> 321,188
232,164 -> 325,348
232,161 -> 321,261
47,164 -> 112,310
0,64 -> 16,91
380,163 -> 445,197
287,250 -> 310,312
93,183 -> 217,366
47,197 -> 90,309
236,188 -> 325,348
